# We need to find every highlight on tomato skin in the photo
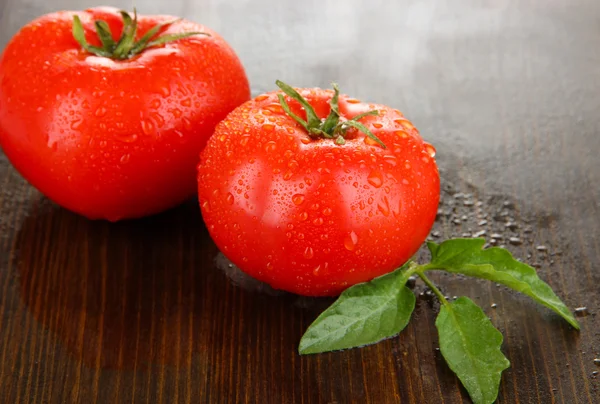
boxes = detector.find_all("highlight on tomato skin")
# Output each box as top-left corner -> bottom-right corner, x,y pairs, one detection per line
197,82 -> 440,296
0,7 -> 250,221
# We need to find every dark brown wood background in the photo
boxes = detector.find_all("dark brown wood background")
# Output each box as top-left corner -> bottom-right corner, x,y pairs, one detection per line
1,0 -> 599,403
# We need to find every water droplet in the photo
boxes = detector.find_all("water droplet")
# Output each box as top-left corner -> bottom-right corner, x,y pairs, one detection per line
201,200 -> 210,212
265,141 -> 277,153
117,134 -> 138,143
377,196 -> 390,217
95,107 -> 107,117
70,120 -> 83,130
292,194 -> 305,205
180,98 -> 192,107
150,99 -> 161,109
240,135 -> 250,146
383,155 -> 397,166
344,231 -> 358,251
299,211 -> 308,221
575,307 -> 589,317
303,247 -> 314,259
346,99 -> 360,104
312,217 -> 323,225
322,207 -> 332,216
255,94 -> 269,101
394,130 -> 408,138
182,117 -> 192,130
300,137 -> 311,145
424,143 -> 436,157
226,193 -> 234,205
120,154 -> 130,164
287,223 -> 294,230
313,265 -> 321,276
367,170 -> 383,188
364,136 -> 383,148
266,262 -> 274,270
141,120 -> 154,135
372,122 -> 383,129
262,123 -> 275,132
402,179 -> 409,185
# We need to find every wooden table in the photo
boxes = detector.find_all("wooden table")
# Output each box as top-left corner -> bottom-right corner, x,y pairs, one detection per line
1,0 -> 599,402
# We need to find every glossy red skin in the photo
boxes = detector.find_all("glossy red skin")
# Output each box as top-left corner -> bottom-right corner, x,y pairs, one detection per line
0,7 -> 250,221
198,88 -> 440,296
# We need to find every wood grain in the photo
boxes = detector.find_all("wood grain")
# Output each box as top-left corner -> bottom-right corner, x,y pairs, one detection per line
1,0 -> 600,403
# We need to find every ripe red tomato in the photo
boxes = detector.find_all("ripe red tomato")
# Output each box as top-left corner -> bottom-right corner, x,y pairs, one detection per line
197,81 -> 440,296
0,7 -> 250,221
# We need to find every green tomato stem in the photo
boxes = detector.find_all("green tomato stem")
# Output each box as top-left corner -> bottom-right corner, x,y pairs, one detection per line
72,7 -> 209,60
418,271 -> 451,307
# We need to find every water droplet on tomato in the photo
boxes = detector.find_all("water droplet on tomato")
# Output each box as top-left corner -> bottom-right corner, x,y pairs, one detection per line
117,134 -> 138,143
322,207 -> 332,216
262,123 -> 275,132
95,107 -> 107,117
141,120 -> 154,135
402,179 -> 409,185
297,233 -> 305,240
377,196 -> 390,217
265,141 -> 277,152
383,155 -> 397,166
150,99 -> 161,109
313,265 -> 321,276
367,170 -> 383,188
255,94 -> 269,101
344,231 -> 358,251
201,200 -> 210,212
180,98 -> 192,107
312,217 -> 323,225
359,200 -> 366,210
99,140 -> 107,148
283,171 -> 293,180
364,136 -> 383,148
120,154 -> 130,164
292,194 -> 305,205
424,143 -> 436,157
300,137 -> 311,145
372,122 -> 383,129
182,117 -> 192,130
347,98 -> 360,104
266,262 -> 274,270
304,247 -> 314,259
240,135 -> 250,146
70,120 -> 83,130
160,86 -> 171,97
226,193 -> 234,205
394,130 -> 408,138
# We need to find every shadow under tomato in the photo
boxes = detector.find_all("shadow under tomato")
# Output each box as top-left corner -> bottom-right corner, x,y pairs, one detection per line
16,198 -> 331,372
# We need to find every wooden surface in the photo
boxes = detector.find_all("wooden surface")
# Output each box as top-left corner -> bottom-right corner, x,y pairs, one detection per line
1,0 -> 599,402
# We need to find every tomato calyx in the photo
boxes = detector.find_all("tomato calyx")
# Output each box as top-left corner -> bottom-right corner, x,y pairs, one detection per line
72,8 -> 210,60
275,80 -> 387,148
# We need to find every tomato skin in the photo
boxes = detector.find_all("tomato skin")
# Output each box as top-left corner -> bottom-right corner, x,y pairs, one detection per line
197,88 -> 440,296
0,7 -> 250,221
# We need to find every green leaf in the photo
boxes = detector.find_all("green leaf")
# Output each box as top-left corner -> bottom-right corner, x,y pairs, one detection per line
299,264 -> 416,354
426,238 -> 579,329
146,32 -> 206,48
320,83 -> 341,134
340,120 -> 386,149
94,20 -> 115,52
275,80 -> 322,129
349,109 -> 379,122
72,15 -> 113,57
436,297 -> 510,404
277,94 -> 309,131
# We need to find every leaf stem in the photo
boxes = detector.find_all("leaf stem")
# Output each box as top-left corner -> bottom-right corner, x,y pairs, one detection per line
418,272 -> 450,307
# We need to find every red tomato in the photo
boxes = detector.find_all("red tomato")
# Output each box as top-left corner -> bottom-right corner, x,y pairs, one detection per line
197,82 -> 440,296
0,7 -> 250,221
